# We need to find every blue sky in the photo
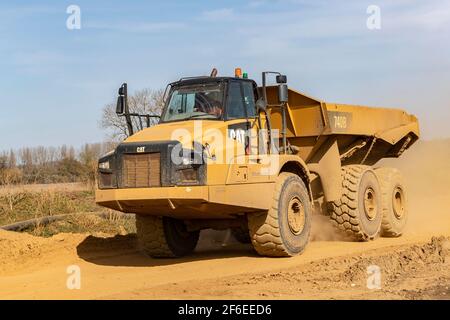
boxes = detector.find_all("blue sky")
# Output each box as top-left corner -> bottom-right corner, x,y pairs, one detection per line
1,0 -> 449,150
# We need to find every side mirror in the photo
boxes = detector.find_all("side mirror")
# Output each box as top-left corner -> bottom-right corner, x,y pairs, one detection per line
116,83 -> 127,115
278,84 -> 288,103
256,98 -> 267,113
276,74 -> 287,84
116,96 -> 124,114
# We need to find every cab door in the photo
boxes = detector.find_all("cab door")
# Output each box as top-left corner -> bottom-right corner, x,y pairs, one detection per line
225,80 -> 269,184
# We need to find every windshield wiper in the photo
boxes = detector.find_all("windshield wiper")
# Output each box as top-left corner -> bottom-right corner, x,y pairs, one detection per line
187,114 -> 217,119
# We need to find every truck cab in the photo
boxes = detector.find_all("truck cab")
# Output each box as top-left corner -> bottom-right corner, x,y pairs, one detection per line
161,76 -> 258,123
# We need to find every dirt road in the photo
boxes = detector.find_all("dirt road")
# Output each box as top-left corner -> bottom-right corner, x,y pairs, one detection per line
1,140 -> 449,300
0,224 -> 449,300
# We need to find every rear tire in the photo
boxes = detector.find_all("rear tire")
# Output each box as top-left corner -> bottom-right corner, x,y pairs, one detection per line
375,167 -> 408,237
328,165 -> 382,241
248,172 -> 312,257
136,215 -> 199,258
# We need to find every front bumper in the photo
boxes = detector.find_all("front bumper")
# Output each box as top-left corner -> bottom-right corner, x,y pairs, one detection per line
96,183 -> 275,219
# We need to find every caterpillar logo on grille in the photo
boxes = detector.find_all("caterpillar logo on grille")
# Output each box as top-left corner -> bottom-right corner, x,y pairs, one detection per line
122,153 -> 161,188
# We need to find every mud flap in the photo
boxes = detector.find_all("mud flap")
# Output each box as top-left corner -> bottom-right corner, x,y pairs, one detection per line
307,138 -> 342,202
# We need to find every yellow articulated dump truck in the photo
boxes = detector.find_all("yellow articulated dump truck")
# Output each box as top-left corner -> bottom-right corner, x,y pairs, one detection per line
95,68 -> 419,258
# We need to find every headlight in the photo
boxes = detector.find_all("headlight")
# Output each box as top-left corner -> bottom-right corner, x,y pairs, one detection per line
99,161 -> 110,170
174,151 -> 200,185
98,154 -> 116,189
170,147 -> 205,186
177,168 -> 197,183
182,156 -> 192,166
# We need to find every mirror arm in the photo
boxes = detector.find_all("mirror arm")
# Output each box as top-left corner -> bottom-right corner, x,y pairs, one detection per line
122,84 -> 134,136
281,102 -> 287,154
116,83 -> 162,137
260,71 -> 288,154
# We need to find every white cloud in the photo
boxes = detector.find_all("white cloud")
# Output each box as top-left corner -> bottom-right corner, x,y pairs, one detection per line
248,1 -> 266,8
11,50 -> 74,76
200,8 -> 235,21
404,7 -> 450,30
13,51 -> 67,67
0,5 -> 57,19
87,21 -> 185,33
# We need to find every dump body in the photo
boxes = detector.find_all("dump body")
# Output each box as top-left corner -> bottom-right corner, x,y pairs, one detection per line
265,86 -> 419,166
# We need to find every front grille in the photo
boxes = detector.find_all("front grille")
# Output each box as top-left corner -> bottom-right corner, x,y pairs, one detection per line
122,153 -> 161,188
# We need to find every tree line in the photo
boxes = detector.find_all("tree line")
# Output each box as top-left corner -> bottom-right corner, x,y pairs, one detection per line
0,143 -> 116,185
0,87 -> 164,186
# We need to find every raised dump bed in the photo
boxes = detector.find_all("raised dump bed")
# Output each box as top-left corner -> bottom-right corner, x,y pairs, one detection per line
265,86 -> 419,165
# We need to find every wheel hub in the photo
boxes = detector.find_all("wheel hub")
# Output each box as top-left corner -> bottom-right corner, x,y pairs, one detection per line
392,187 -> 405,219
363,188 -> 377,221
287,197 -> 305,235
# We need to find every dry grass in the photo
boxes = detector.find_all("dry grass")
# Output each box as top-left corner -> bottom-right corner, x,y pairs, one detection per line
0,183 -> 135,238
0,182 -> 90,196
29,212 -> 136,238
0,186 -> 100,226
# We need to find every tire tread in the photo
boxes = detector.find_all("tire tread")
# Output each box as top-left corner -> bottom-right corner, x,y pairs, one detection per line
248,172 -> 309,257
328,165 -> 379,241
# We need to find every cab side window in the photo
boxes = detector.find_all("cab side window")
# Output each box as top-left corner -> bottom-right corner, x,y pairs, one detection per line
242,82 -> 256,118
226,81 -> 257,119
226,81 -> 246,119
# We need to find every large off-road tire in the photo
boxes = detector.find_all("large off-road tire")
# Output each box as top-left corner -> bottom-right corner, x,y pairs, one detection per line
328,165 -> 382,241
375,167 -> 408,237
136,215 -> 199,258
248,172 -> 312,257
231,227 -> 251,244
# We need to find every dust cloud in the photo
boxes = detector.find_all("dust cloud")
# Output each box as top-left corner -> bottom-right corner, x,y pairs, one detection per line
312,139 -> 450,241
379,139 -> 450,236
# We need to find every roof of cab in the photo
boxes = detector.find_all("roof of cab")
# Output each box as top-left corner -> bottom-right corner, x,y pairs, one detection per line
171,76 -> 255,86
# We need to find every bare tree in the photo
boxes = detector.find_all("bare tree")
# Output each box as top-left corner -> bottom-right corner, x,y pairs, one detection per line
33,146 -> 49,167
8,150 -> 16,168
100,88 -> 165,141
0,152 -> 8,170
19,148 -> 33,171
0,141 -> 123,185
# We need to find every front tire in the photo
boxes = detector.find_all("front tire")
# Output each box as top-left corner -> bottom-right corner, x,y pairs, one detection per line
248,172 -> 312,257
136,215 -> 199,258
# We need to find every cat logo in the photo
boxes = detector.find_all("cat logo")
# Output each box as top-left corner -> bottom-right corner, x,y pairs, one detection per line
228,122 -> 249,144
229,128 -> 246,144
136,146 -> 145,153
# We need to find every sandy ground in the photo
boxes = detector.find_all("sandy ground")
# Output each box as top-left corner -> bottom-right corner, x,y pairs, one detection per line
0,140 -> 449,300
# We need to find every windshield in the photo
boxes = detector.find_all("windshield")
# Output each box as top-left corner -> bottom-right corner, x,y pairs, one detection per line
161,82 -> 224,122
